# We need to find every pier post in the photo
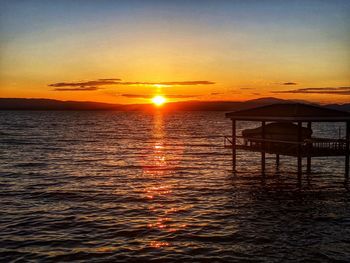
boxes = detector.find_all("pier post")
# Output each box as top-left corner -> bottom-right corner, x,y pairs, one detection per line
306,122 -> 312,174
276,154 -> 280,167
261,121 -> 266,175
232,119 -> 236,173
297,122 -> 302,187
346,121 -> 349,182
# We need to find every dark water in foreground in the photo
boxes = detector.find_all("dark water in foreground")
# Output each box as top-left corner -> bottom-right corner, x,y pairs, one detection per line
0,111 -> 349,262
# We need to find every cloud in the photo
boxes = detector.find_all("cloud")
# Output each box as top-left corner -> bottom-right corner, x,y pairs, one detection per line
49,79 -> 121,88
121,94 -> 152,99
211,92 -> 223,95
115,81 -> 215,86
121,94 -> 199,99
53,87 -> 100,91
273,87 -> 350,95
98,78 -> 121,81
281,82 -> 298,85
272,82 -> 298,85
49,78 -> 215,91
159,81 -> 214,85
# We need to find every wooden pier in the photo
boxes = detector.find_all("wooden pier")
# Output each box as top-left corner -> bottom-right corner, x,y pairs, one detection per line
225,103 -> 350,186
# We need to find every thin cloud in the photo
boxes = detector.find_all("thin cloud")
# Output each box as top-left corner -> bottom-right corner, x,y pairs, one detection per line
49,79 -> 121,88
273,87 -> 350,95
49,78 -> 215,90
272,82 -> 298,85
211,92 -> 223,95
121,94 -> 152,99
53,87 -> 100,91
98,78 -> 121,81
282,82 -> 298,85
164,94 -> 200,98
121,94 -> 199,99
116,81 -> 215,86
159,81 -> 214,85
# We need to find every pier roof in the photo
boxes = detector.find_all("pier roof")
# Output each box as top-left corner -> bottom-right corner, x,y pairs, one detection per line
225,103 -> 350,122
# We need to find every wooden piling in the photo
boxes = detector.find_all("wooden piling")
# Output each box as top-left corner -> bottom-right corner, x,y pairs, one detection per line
297,121 -> 302,187
232,119 -> 236,173
307,122 -> 312,174
346,121 -> 349,182
261,121 -> 266,175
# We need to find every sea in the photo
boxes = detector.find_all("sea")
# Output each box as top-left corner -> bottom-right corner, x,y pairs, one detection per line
0,111 -> 349,262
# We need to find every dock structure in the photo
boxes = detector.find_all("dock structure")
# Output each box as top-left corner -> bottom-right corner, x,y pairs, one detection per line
224,103 -> 350,186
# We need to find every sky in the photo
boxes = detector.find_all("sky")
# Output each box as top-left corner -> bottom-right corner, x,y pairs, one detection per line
0,0 -> 349,104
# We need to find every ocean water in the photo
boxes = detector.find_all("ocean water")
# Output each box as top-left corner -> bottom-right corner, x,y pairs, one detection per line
0,111 -> 349,262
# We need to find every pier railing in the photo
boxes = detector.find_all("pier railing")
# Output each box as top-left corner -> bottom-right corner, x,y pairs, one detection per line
224,136 -> 349,156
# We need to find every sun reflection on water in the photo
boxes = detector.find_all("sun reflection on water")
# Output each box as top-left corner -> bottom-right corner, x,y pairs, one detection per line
140,111 -> 187,248
149,241 -> 170,248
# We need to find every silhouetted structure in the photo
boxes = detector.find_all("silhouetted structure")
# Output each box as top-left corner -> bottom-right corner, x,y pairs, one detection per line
225,103 -> 350,186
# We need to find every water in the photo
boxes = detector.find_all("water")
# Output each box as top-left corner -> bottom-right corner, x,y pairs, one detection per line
1,111 -> 349,262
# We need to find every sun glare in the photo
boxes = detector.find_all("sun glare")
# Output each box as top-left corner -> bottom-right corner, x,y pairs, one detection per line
152,95 -> 166,106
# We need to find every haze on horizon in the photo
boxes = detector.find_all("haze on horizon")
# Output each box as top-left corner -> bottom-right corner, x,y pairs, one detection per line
0,0 -> 349,104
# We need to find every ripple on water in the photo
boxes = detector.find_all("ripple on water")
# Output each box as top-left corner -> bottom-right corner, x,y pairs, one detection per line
0,111 -> 349,262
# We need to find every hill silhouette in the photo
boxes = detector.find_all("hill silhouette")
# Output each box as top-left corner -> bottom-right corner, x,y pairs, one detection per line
0,97 -> 349,112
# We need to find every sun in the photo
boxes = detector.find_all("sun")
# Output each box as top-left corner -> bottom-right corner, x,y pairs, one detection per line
152,95 -> 167,106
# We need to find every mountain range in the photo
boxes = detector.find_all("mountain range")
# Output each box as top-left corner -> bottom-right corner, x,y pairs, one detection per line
0,97 -> 349,112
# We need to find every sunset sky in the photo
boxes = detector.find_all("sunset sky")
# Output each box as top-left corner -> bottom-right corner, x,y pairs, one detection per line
1,0 -> 349,104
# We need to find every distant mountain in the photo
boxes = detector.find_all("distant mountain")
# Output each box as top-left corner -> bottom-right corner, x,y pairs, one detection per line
136,97 -> 315,111
1,97 -> 349,112
0,98 -> 124,110
325,103 -> 350,112
0,97 -> 284,111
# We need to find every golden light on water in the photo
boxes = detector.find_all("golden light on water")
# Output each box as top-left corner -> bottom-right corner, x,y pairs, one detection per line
139,112 -> 188,249
152,95 -> 166,106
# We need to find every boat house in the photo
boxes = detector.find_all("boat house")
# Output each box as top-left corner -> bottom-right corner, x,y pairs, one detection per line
225,103 -> 350,186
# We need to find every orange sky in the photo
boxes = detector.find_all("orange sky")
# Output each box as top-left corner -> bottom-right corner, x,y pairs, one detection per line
1,1 -> 349,104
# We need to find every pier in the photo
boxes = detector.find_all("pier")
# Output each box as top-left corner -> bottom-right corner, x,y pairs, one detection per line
225,103 -> 350,186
